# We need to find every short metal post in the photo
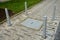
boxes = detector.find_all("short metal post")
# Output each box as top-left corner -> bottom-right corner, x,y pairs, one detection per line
52,4 -> 56,21
43,16 -> 47,39
25,1 -> 28,15
5,8 -> 12,26
52,0 -> 57,21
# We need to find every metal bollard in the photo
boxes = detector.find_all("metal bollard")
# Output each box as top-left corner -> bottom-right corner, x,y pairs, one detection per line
25,1 -> 28,15
52,4 -> 56,21
52,0 -> 57,21
5,8 -> 12,26
43,16 -> 47,39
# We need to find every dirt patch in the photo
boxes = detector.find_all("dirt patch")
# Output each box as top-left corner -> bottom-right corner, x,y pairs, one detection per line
0,8 -> 15,23
0,0 -> 10,2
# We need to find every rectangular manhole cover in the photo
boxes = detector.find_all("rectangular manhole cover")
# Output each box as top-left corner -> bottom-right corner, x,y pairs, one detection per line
21,18 -> 43,30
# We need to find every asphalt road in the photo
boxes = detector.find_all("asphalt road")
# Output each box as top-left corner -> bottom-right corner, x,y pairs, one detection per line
54,22 -> 60,40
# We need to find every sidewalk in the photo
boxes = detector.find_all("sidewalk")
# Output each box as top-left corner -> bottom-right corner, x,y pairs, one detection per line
0,0 -> 60,40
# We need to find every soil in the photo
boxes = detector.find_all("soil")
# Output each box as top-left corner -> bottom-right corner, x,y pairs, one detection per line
0,8 -> 15,22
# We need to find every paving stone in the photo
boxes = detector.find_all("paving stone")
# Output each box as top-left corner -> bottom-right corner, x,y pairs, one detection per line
0,0 -> 60,40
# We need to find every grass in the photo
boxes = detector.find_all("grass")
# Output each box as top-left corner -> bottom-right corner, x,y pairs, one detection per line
0,0 -> 42,13
0,0 -> 43,23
